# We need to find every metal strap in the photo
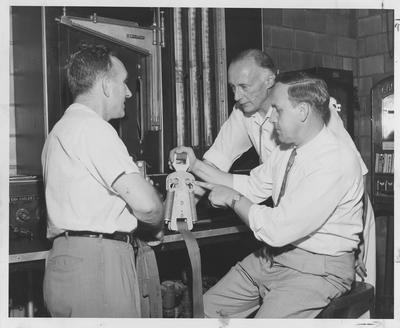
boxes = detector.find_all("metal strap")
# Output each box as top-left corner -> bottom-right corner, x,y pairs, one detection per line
135,238 -> 163,318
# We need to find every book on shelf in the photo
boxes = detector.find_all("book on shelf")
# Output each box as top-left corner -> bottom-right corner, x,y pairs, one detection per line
384,153 -> 388,173
387,153 -> 393,173
391,153 -> 394,173
382,141 -> 394,151
374,152 -> 394,173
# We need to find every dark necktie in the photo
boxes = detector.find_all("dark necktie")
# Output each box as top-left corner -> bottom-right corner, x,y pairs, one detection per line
275,148 -> 297,207
258,116 -> 270,164
263,148 -> 297,266
261,148 -> 297,267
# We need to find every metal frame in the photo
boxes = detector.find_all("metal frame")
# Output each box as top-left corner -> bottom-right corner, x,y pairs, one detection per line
57,12 -> 165,170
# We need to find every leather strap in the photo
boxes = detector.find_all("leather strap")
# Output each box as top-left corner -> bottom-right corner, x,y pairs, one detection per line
135,238 -> 163,318
177,221 -> 204,318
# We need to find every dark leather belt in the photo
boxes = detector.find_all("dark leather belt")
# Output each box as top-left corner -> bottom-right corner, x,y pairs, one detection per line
54,230 -> 134,243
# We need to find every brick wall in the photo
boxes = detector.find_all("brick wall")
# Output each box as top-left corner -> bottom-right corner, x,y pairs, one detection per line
262,8 -> 394,192
263,9 -> 357,72
355,9 -> 394,191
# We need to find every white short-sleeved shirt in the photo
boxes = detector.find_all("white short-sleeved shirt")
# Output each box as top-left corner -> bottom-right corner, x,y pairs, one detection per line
233,127 -> 364,256
203,106 -> 276,171
203,105 -> 368,175
42,103 -> 140,238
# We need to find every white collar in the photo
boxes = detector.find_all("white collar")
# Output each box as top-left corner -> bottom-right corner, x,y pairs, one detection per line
66,103 -> 102,119
251,106 -> 273,125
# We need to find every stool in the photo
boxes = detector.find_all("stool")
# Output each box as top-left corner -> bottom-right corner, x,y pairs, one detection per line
317,281 -> 375,318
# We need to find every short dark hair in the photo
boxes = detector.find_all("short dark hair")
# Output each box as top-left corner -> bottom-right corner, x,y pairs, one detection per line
275,71 -> 330,119
66,43 -> 114,98
231,49 -> 277,74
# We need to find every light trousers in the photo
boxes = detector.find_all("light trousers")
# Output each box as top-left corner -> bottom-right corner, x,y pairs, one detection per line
43,236 -> 140,317
204,246 -> 355,318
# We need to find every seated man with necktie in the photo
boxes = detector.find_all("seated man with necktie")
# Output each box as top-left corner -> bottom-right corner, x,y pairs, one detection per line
177,71 -> 364,318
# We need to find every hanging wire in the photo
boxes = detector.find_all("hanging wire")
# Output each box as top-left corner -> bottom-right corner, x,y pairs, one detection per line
386,11 -> 394,59
382,0 -> 394,59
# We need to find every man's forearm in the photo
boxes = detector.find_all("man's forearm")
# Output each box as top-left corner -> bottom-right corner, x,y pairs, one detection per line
192,159 -> 233,188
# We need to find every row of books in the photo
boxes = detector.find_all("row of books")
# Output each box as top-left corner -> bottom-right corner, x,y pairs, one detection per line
375,152 -> 394,173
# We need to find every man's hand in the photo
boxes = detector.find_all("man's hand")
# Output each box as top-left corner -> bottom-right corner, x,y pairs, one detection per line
196,181 -> 237,209
147,229 -> 164,247
193,182 -> 207,198
168,146 -> 198,172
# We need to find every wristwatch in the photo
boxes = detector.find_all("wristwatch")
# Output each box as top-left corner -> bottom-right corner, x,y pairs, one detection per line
231,193 -> 242,210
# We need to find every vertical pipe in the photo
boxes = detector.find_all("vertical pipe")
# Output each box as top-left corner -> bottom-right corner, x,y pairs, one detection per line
9,8 -> 17,175
214,8 -> 228,132
188,8 -> 199,147
41,7 -> 49,137
160,10 -> 165,47
156,8 -> 164,171
174,8 -> 185,146
201,8 -> 212,147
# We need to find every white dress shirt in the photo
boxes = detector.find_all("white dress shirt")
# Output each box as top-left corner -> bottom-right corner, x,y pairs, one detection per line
203,104 -> 368,175
233,127 -> 364,256
203,106 -> 276,170
328,108 -> 368,175
42,103 -> 140,238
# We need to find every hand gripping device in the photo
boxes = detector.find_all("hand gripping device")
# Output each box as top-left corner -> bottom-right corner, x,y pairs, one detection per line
164,153 -> 198,231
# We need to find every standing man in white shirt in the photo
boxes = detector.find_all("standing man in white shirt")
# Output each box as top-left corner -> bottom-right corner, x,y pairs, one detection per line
41,44 -> 163,317
194,72 -> 364,317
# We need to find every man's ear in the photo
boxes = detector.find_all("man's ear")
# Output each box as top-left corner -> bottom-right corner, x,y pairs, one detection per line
298,102 -> 310,122
102,76 -> 111,97
262,70 -> 276,89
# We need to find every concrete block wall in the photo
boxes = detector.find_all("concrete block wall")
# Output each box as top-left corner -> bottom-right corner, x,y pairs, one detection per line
355,9 -> 394,189
262,9 -> 357,73
262,9 -> 394,192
